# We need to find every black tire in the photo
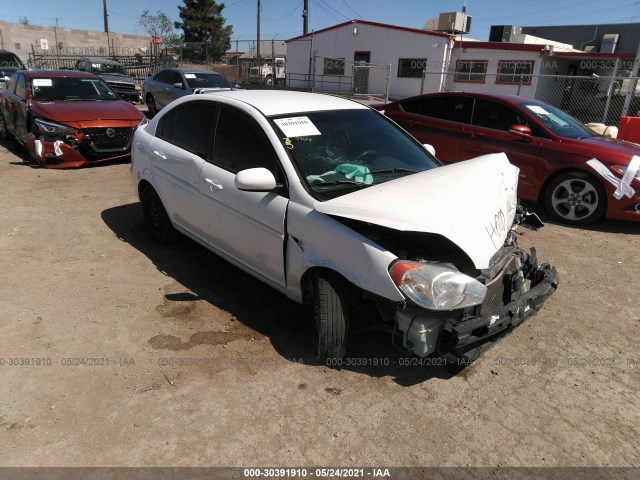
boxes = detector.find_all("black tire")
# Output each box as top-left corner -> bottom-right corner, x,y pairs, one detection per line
544,171 -> 607,225
146,94 -> 158,117
0,110 -> 13,140
141,186 -> 178,244
312,271 -> 349,362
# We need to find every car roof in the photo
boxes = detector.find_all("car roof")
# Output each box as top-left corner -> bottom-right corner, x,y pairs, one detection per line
162,67 -> 224,75
190,90 -> 370,116
24,70 -> 100,79
394,91 -> 538,106
79,57 -> 122,64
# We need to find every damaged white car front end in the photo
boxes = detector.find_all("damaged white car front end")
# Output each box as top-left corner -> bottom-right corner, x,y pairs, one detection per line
299,154 -> 558,361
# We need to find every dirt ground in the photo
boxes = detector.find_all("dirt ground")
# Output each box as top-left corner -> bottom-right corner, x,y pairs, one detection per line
0,133 -> 639,469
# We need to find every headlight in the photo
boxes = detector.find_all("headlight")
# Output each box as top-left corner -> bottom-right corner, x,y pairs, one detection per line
389,261 -> 487,310
34,118 -> 74,136
610,164 -> 640,179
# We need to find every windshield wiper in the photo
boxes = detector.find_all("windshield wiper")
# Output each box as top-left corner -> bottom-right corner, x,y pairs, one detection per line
369,168 -> 419,175
311,180 -> 370,187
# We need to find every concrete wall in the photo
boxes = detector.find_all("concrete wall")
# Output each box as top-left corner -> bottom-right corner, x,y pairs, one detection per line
0,21 -> 152,65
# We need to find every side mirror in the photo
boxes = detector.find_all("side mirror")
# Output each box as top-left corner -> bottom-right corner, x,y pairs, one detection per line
509,125 -> 532,141
235,167 -> 277,191
172,82 -> 185,89
423,143 -> 436,156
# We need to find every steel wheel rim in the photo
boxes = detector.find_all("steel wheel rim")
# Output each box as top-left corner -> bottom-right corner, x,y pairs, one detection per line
551,178 -> 599,221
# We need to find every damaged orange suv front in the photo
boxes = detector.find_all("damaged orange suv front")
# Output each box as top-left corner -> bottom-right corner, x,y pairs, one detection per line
0,69 -> 146,168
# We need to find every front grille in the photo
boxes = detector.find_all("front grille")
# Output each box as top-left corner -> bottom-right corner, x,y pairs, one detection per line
108,82 -> 136,93
84,127 -> 134,152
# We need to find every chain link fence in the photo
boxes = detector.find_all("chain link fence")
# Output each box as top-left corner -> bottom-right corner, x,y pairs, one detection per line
28,44 -> 174,82
294,55 -> 390,102
423,70 -> 640,126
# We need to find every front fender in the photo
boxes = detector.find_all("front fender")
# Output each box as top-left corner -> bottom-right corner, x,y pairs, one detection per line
285,202 -> 403,303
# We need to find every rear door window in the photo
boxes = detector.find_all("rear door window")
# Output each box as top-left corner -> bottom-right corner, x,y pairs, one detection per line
156,102 -> 218,159
400,96 -> 473,124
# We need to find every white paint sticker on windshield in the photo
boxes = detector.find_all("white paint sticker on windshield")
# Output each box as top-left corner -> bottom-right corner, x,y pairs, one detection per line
273,116 -> 321,137
33,79 -> 53,87
184,73 -> 196,78
527,105 -> 549,115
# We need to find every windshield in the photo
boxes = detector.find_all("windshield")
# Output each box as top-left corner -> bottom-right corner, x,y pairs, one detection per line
92,62 -> 129,76
0,52 -> 24,71
184,72 -> 232,89
271,109 -> 440,200
520,101 -> 596,139
31,77 -> 119,101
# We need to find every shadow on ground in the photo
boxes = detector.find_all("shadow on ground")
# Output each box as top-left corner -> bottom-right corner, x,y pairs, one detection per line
101,202 -> 463,386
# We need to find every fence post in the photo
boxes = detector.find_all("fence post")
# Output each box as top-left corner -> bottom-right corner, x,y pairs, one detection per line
420,69 -> 426,95
603,60 -> 620,124
384,64 -> 390,103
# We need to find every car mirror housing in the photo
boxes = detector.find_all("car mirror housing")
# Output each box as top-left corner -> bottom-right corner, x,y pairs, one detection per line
172,82 -> 185,89
509,125 -> 532,141
234,167 -> 277,191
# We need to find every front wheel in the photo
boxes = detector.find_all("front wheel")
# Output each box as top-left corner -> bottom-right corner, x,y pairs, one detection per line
0,110 -> 13,140
146,94 -> 158,117
312,272 -> 350,362
141,186 -> 178,244
544,171 -> 606,224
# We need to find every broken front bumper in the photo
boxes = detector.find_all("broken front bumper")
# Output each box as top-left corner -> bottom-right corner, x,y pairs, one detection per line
395,249 -> 559,360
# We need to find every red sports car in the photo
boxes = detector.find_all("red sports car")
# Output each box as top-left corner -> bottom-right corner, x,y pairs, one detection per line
0,69 -> 145,168
377,92 -> 640,224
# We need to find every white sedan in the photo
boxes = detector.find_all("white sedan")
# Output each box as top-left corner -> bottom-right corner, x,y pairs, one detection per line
131,90 -> 558,362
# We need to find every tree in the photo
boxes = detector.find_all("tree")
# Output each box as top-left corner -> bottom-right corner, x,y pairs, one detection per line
138,10 -> 175,46
174,0 -> 232,63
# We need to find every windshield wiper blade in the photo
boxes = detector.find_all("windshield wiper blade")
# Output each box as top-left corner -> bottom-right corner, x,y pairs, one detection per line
369,168 -> 419,174
311,180 -> 370,187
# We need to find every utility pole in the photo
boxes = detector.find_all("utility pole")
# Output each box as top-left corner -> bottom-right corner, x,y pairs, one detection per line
103,0 -> 111,56
257,0 -> 261,84
303,0 -> 308,35
102,0 -> 109,33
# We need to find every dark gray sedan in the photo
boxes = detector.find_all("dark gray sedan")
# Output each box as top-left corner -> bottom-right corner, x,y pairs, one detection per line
142,68 -> 235,116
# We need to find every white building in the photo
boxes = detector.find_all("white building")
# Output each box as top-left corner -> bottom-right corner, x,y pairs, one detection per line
285,19 -> 636,105
285,20 -> 454,99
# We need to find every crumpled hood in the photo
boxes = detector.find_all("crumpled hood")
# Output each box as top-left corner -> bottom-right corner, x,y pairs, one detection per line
314,153 -> 519,269
32,100 -> 142,123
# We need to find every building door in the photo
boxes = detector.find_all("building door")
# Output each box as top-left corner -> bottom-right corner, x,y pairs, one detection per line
353,52 -> 370,94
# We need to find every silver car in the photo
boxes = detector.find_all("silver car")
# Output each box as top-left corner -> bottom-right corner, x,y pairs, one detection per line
143,67 -> 235,116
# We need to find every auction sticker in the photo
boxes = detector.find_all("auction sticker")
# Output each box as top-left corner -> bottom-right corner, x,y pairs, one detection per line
274,116 -> 321,137
33,79 -> 53,87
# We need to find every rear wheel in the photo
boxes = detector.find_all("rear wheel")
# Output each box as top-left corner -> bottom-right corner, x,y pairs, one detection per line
312,271 -> 349,362
146,94 -> 158,117
544,171 -> 606,224
141,186 -> 178,244
0,111 -> 13,140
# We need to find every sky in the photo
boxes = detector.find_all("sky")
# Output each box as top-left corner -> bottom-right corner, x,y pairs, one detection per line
1,0 -> 639,44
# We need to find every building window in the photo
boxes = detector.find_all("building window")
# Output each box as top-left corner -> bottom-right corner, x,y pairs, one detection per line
323,57 -> 345,75
453,60 -> 487,83
397,58 -> 427,78
496,60 -> 534,85
14,43 -> 21,50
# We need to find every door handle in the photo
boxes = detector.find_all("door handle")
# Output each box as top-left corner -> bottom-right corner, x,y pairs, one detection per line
205,178 -> 223,191
152,150 -> 166,159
